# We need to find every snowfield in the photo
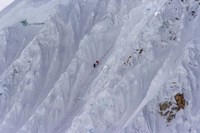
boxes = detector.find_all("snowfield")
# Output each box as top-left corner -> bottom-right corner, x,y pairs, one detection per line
0,0 -> 200,133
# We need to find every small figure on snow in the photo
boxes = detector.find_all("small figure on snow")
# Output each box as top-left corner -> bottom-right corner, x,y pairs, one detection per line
20,19 -> 29,26
93,60 -> 99,68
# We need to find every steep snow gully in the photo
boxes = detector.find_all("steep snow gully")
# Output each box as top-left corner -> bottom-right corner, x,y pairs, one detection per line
0,0 -> 200,133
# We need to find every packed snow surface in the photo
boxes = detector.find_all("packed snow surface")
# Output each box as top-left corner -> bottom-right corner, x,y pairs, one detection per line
0,0 -> 200,133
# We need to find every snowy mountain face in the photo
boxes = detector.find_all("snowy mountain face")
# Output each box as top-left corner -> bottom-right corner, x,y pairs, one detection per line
0,0 -> 200,132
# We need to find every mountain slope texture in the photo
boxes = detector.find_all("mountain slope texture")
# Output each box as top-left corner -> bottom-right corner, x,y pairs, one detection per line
0,0 -> 200,133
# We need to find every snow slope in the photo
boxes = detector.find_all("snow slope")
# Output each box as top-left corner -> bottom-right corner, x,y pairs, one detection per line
0,0 -> 200,133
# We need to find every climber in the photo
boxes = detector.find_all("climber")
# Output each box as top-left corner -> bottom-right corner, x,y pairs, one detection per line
93,60 -> 99,68
20,19 -> 29,26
